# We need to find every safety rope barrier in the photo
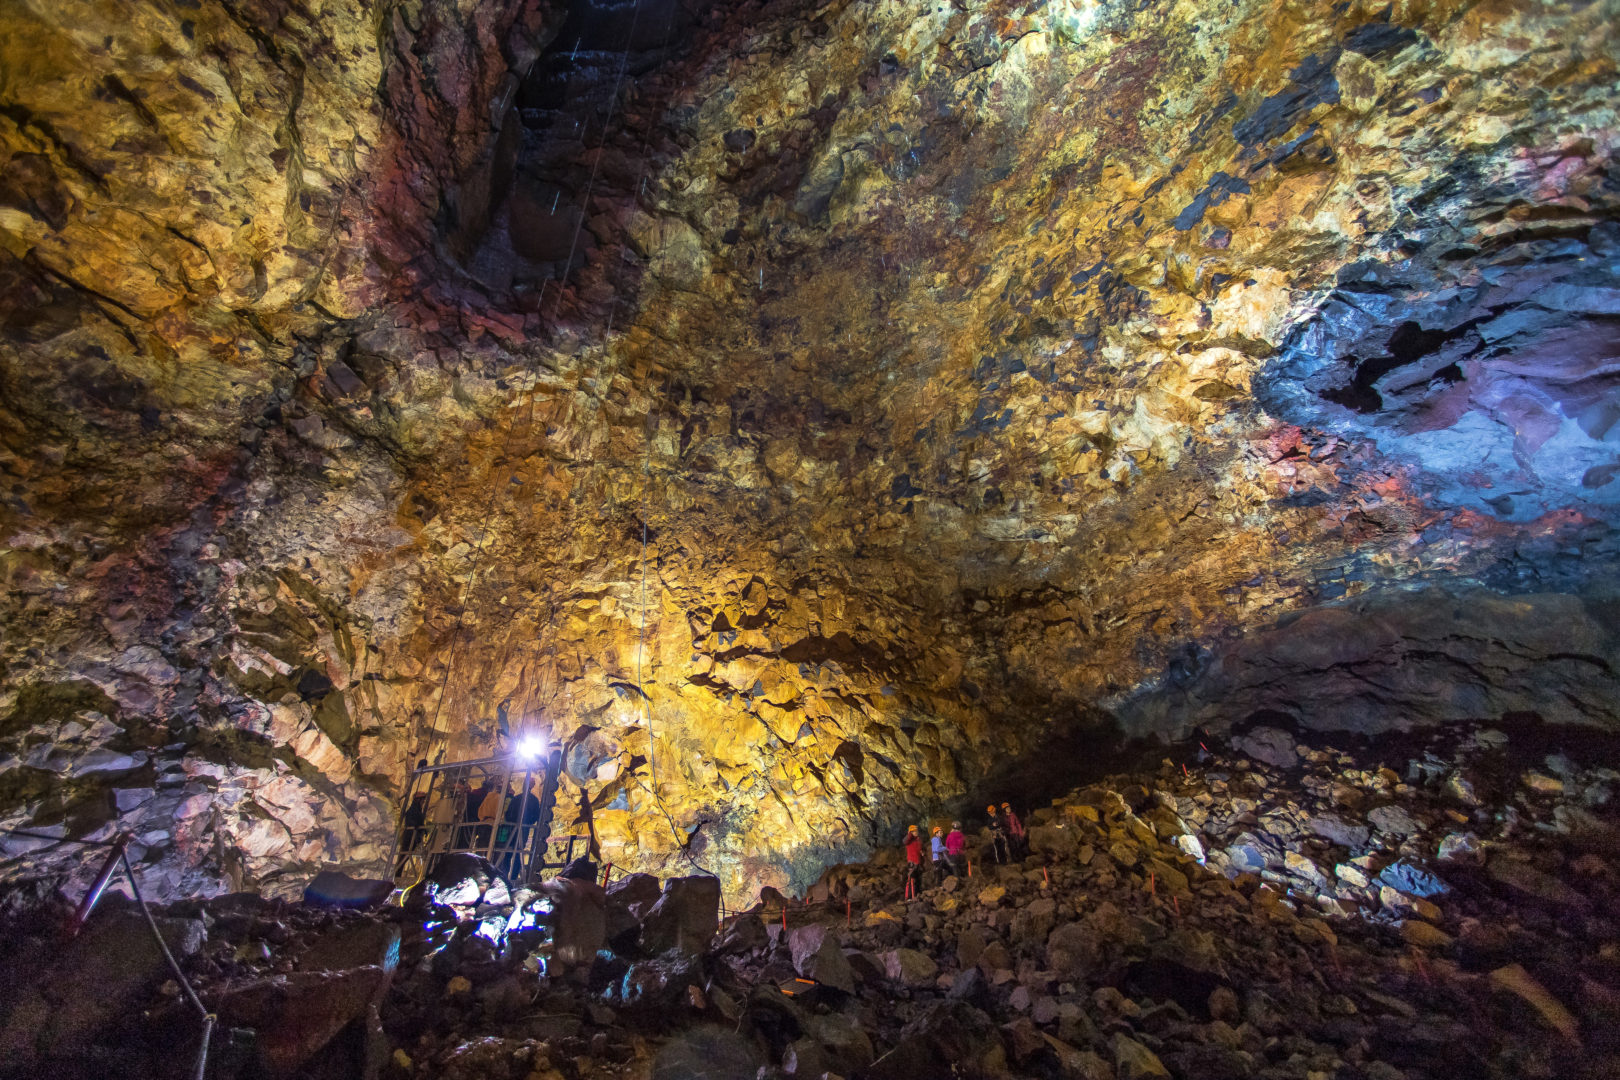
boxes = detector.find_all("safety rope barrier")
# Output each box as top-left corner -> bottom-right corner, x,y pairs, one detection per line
0,826 -> 214,1079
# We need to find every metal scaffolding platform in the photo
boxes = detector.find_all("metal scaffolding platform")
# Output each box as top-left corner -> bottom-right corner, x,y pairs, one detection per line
388,747 -> 577,887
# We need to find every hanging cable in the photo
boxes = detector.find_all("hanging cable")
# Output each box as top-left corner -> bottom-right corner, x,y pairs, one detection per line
412,0 -> 652,769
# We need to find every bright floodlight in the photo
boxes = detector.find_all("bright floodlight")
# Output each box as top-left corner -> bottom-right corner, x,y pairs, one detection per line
515,735 -> 545,760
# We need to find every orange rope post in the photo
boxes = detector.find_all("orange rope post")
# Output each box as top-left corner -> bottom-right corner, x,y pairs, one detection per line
1043,867 -> 1049,887
601,862 -> 613,888
1148,871 -> 1155,896
846,899 -> 851,927
967,859 -> 972,878
1173,895 -> 1181,917
781,906 -> 787,931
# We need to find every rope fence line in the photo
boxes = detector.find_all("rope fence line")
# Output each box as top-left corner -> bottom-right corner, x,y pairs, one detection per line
0,827 -> 215,1079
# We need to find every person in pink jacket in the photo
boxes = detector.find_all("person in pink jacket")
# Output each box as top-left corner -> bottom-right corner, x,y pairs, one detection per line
944,820 -> 967,875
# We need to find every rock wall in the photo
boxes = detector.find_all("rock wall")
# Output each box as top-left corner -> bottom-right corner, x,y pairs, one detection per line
2,0 -> 1618,902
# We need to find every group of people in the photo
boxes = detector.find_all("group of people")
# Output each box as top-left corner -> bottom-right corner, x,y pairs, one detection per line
398,764 -> 544,876
901,801 -> 1027,895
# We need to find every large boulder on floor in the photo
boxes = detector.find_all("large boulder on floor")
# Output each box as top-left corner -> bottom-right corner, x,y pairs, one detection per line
297,922 -> 401,973
802,1009 -> 875,1073
882,947 -> 940,987
640,876 -> 720,956
211,965 -> 392,1078
0,908 -> 205,1068
613,951 -> 705,1012
788,924 -> 855,993
1233,726 -> 1298,769
605,872 -> 662,952
424,853 -> 507,908
866,1000 -> 1007,1080
302,870 -> 393,909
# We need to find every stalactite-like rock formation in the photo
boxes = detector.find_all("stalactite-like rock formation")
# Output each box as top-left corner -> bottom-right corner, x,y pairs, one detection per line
2,0 -> 1617,902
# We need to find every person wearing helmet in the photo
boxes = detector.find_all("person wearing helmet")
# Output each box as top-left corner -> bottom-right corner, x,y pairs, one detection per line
986,804 -> 1011,864
903,824 -> 924,898
929,825 -> 946,885
945,820 -> 967,875
1001,802 -> 1027,859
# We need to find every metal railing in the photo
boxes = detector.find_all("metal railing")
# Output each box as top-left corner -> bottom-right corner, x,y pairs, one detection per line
390,750 -> 569,887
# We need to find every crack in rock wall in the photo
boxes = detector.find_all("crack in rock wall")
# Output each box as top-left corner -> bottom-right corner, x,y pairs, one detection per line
2,0 -> 1618,903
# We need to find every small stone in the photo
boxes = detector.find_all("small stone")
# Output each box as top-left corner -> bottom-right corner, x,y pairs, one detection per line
445,975 -> 472,996
1401,921 -> 1454,948
1208,985 -> 1239,1022
1437,831 -> 1481,862
1334,863 -> 1370,888
1523,772 -> 1565,794
882,948 -> 939,987
1112,1033 -> 1170,1079
1368,804 -> 1421,836
977,885 -> 1006,905
1489,963 -> 1580,1042
1444,774 -> 1481,806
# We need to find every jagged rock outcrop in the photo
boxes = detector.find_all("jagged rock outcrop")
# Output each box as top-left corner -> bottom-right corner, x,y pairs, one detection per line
2,0 -> 1618,901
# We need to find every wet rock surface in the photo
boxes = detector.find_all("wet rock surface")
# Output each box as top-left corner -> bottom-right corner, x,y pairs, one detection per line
3,720 -> 1618,1079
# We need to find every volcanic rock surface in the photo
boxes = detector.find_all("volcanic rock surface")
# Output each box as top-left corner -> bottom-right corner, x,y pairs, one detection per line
2,0 -> 1619,900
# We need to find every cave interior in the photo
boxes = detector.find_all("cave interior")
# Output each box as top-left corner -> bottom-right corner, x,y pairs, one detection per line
1,0 -> 1619,1077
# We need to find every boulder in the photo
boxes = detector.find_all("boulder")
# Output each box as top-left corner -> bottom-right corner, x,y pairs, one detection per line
213,965 -> 392,1079
615,951 -> 704,1011
1368,805 -> 1421,837
424,854 -> 504,908
865,1000 -> 1007,1080
788,924 -> 855,993
715,912 -> 768,955
302,870 -> 393,909
1013,896 -> 1057,945
0,909 -> 205,1067
1113,1033 -> 1170,1078
1029,824 -> 1078,855
605,872 -> 662,951
1309,814 -> 1371,849
956,926 -> 987,969
297,922 -> 401,973
802,1009 -> 875,1073
1376,859 -> 1448,898
536,876 -> 607,968
640,876 -> 721,956
882,947 -> 939,987
1438,832 -> 1481,862
1233,727 -> 1298,769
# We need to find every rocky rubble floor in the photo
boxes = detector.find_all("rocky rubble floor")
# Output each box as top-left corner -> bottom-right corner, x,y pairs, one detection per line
3,721 -> 1618,1080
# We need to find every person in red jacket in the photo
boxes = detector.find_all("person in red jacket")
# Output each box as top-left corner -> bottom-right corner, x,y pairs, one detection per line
903,825 -> 923,898
1001,802 -> 1028,859
945,820 -> 967,876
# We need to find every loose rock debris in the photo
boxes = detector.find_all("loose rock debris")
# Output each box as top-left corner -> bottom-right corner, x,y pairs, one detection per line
1,721 -> 1617,1079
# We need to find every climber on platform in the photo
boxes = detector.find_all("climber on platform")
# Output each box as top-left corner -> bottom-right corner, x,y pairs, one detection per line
986,804 -> 1011,864
945,820 -> 967,875
397,760 -> 430,872
903,825 -> 924,898
475,778 -> 503,850
1001,802 -> 1028,859
930,825 -> 946,884
499,776 -> 543,876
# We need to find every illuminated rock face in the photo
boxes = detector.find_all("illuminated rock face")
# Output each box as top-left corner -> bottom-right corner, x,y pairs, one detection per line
1,0 -> 1617,901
